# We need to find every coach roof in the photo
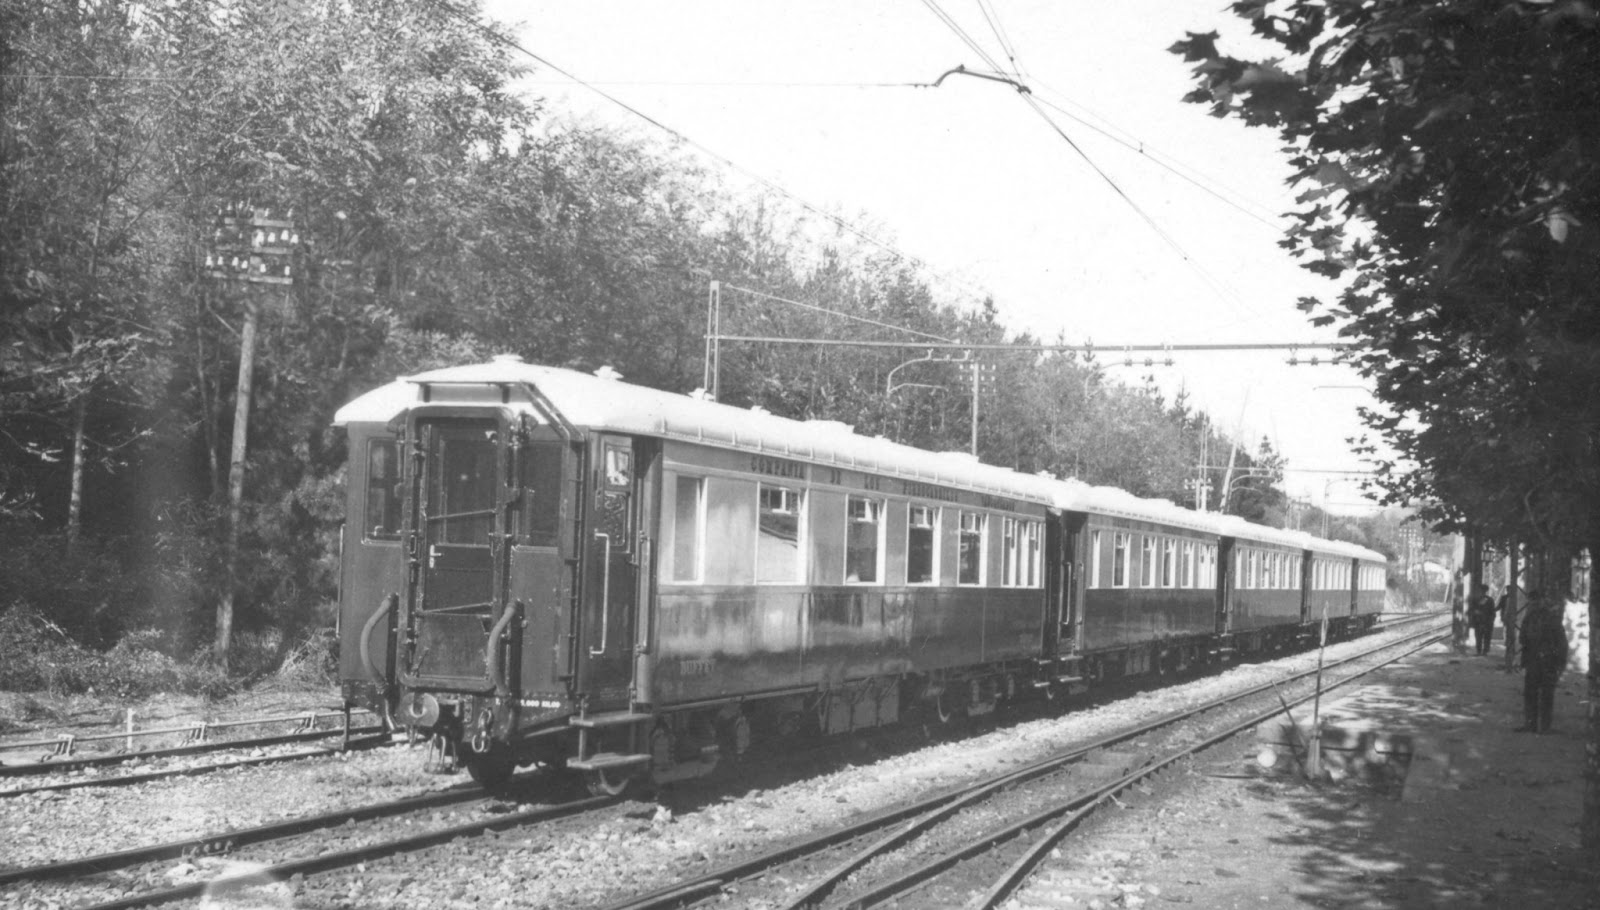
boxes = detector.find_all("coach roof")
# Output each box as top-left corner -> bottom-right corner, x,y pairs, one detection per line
333,359 -> 1061,504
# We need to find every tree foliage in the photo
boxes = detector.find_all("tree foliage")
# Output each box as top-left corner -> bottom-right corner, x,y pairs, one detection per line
1172,0 -> 1600,854
2,0 -> 1293,676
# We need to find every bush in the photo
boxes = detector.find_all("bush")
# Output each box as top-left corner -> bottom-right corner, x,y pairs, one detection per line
270,627 -> 340,690
0,609 -> 236,700
0,529 -> 132,648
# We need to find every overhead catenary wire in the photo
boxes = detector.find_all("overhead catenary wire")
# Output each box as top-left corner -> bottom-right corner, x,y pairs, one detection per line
974,0 -> 1027,81
723,284 -> 957,344
920,0 -> 1011,75
418,0 -> 995,306
914,5 -> 1269,323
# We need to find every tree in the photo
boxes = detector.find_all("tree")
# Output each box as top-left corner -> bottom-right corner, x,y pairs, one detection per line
1172,0 -> 1600,856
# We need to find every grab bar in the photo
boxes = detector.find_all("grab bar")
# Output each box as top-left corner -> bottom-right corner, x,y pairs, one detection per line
486,600 -> 521,695
590,532 -> 611,656
360,594 -> 397,687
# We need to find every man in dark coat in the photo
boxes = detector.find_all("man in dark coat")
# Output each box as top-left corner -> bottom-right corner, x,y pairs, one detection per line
1466,582 -> 1496,656
1516,591 -> 1570,733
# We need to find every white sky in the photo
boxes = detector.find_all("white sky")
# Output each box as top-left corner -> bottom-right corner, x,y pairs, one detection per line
482,0 -> 1389,513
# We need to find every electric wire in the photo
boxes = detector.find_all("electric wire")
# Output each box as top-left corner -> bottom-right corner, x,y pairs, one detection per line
722,284 -> 957,344
974,0 -> 1026,81
1013,92 -> 1261,321
418,0 -> 995,305
914,4 -> 1268,321
919,0 -> 1009,75
1026,88 -> 1284,230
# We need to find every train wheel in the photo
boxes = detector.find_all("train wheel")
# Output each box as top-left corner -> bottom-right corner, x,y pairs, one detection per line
585,767 -> 633,797
464,743 -> 516,789
720,712 -> 752,759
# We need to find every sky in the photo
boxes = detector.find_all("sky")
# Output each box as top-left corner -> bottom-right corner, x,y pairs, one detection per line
479,0 -> 1389,514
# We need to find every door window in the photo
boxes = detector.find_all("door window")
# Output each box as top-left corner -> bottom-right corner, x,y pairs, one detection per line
426,425 -> 498,545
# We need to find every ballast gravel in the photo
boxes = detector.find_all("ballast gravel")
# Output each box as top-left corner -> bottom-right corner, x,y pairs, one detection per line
0,628 -> 1418,910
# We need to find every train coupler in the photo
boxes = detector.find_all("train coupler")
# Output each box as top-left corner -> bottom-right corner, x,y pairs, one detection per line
423,733 -> 459,775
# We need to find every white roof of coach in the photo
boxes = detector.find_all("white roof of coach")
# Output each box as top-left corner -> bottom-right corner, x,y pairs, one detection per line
333,359 -> 1389,562
1051,478 -> 1226,536
333,360 -> 1061,504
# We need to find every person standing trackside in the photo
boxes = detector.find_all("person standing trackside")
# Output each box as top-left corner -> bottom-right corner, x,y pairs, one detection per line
1516,591 -> 1569,733
1466,583 -> 1496,656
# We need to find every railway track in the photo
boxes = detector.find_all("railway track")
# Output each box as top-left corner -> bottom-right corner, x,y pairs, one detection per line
596,620 -> 1448,910
3,765 -> 610,909
0,615 -> 1443,909
0,731 -> 396,799
0,707 -> 381,779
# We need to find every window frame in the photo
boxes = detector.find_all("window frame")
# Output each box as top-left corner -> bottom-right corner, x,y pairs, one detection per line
1088,529 -> 1103,589
756,482 -> 806,584
668,474 -> 705,583
1112,532 -> 1130,588
845,494 -> 885,585
363,437 -> 403,543
906,503 -> 940,585
957,510 -> 988,586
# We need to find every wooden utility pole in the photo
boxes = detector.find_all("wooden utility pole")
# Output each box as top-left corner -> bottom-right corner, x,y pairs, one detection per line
206,204 -> 296,670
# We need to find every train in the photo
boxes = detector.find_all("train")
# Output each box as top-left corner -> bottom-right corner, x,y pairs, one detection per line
333,356 -> 1388,791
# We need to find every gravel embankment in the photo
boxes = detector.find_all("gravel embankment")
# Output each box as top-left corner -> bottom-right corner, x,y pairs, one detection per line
0,628 -> 1423,909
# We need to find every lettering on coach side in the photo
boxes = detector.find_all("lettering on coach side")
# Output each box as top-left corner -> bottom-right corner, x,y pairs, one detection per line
980,494 -> 1019,511
901,480 -> 961,502
750,455 -> 807,480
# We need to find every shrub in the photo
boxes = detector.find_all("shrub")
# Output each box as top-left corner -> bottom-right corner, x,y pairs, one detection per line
0,609 -> 235,699
270,627 -> 340,690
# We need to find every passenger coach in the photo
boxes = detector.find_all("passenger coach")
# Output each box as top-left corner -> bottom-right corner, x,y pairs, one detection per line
334,357 -> 1387,791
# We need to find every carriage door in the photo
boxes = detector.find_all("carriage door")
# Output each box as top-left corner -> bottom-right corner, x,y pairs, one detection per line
581,435 -> 654,709
1216,538 -> 1237,635
1050,512 -> 1087,656
403,416 -> 509,691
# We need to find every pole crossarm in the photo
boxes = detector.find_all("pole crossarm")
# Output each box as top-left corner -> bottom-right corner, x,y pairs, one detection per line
707,336 -> 1347,354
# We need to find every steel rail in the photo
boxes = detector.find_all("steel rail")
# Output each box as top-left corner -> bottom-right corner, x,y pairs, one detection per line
0,708 -> 375,755
597,621 -> 1447,910
0,724 -> 386,778
66,794 -> 615,910
0,764 -> 501,887
0,733 -> 394,799
851,630 -> 1449,910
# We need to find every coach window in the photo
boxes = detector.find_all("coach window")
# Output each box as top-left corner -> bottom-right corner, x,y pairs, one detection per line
669,476 -> 705,582
1003,519 -> 1041,588
907,505 -> 938,584
757,484 -> 804,583
1026,521 -> 1041,586
1180,541 -> 1195,588
1088,530 -> 1103,588
1001,519 -> 1017,586
364,439 -> 402,541
516,439 -> 564,548
1139,536 -> 1157,587
846,495 -> 883,584
1112,532 -> 1130,588
1161,538 -> 1177,588
958,511 -> 987,585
